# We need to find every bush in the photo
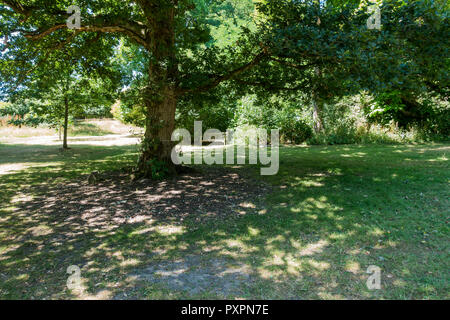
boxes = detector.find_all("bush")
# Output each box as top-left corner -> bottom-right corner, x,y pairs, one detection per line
231,95 -> 277,130
365,91 -> 449,140
176,100 -> 235,135
416,106 -> 450,141
110,100 -> 124,122
280,117 -> 313,144
231,95 -> 313,144
304,94 -> 424,145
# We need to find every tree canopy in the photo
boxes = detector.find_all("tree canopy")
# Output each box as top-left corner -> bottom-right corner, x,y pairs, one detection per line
1,0 -> 448,177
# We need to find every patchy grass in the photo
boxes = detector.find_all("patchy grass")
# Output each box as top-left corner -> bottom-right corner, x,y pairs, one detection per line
0,141 -> 448,300
69,119 -> 142,137
68,122 -> 114,136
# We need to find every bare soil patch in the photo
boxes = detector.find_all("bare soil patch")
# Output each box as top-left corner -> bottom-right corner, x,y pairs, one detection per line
125,255 -> 256,298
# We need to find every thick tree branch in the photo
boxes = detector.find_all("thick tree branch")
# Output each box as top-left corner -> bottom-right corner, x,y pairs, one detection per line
1,2 -> 148,48
23,22 -> 148,48
178,52 -> 267,95
269,56 -> 314,71
234,79 -> 308,92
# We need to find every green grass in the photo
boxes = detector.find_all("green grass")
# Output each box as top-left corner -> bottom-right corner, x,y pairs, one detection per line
0,142 -> 448,299
68,122 -> 114,136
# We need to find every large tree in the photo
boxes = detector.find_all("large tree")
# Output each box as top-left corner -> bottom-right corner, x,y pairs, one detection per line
0,0 -> 269,177
241,0 -> 449,130
1,0 -> 447,177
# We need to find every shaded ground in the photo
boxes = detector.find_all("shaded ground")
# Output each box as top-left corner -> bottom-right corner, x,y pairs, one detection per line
0,144 -> 270,299
0,138 -> 448,299
16,167 -> 269,227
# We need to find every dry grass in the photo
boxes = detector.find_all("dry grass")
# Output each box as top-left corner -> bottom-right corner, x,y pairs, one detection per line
0,124 -> 55,138
0,119 -> 142,141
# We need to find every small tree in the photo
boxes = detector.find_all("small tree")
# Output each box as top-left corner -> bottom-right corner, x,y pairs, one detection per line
0,100 -> 31,127
7,49 -> 120,149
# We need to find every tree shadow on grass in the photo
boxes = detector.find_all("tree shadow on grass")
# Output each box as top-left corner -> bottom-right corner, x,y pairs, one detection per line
0,143 -> 448,299
0,161 -> 271,299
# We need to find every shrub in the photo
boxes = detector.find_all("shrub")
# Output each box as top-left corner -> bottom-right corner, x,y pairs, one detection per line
280,117 -> 313,144
231,95 -> 313,144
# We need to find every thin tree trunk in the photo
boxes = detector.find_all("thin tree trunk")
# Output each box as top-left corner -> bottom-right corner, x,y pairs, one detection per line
312,95 -> 324,133
311,1 -> 325,134
63,96 -> 69,149
312,67 -> 324,133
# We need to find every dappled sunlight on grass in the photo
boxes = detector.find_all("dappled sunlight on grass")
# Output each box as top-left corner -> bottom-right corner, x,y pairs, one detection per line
0,142 -> 448,299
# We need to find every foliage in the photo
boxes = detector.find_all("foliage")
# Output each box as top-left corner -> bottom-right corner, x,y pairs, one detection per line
367,91 -> 406,125
0,100 -> 32,126
176,95 -> 236,134
2,42 -> 121,142
280,116 -> 313,144
365,91 -> 450,138
306,93 -> 449,145
231,95 -> 313,144
0,0 -> 449,173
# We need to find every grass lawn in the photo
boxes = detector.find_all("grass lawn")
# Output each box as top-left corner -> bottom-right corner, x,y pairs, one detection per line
0,141 -> 448,299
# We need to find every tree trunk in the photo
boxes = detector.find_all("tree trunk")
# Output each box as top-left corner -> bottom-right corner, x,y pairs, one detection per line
312,96 -> 324,133
136,6 -> 178,178
312,67 -> 324,133
137,87 -> 177,176
63,96 -> 69,149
